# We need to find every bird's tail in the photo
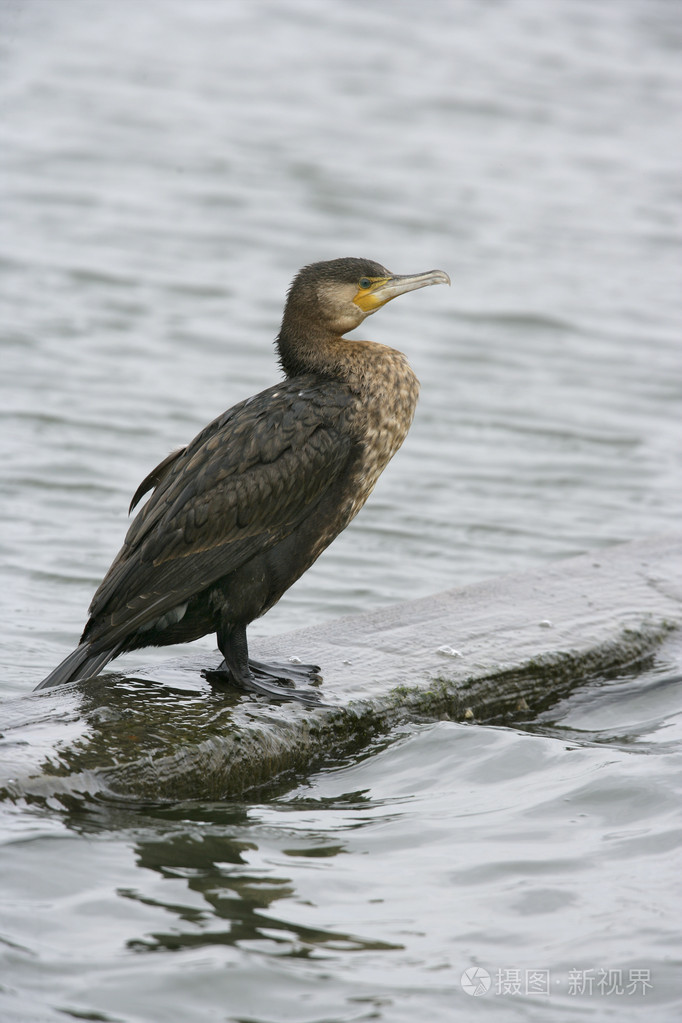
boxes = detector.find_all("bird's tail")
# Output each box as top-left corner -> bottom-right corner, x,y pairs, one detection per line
34,643 -> 120,691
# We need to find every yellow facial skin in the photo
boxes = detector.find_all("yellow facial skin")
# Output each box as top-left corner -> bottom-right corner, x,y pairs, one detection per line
353,277 -> 392,312
353,269 -> 451,313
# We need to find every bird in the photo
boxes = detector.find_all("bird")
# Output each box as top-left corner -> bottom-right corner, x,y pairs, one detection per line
35,257 -> 450,703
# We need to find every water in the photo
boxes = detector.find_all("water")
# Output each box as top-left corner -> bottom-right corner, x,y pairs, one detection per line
1,0 -> 681,1019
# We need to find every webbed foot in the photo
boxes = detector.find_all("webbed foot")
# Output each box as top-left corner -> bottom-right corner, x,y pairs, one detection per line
205,662 -> 324,705
248,657 -> 321,684
210,623 -> 326,706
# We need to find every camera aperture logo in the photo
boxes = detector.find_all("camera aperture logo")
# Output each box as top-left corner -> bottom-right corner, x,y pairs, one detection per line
460,967 -> 491,997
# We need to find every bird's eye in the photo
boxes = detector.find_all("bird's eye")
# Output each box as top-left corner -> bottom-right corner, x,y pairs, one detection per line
359,277 -> 372,290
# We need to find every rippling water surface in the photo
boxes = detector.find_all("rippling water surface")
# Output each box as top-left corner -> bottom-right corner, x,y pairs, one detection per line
1,1 -> 681,1020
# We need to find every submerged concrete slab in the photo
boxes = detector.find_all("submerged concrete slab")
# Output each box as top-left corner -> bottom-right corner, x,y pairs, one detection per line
2,535 -> 681,804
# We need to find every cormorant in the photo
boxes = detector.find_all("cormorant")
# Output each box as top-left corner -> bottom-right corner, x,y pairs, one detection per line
35,258 -> 450,703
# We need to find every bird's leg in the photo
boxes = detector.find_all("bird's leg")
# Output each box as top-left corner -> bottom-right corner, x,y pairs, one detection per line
208,621 -> 324,705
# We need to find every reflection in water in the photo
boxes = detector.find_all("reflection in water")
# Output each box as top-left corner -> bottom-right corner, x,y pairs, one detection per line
60,798 -> 404,959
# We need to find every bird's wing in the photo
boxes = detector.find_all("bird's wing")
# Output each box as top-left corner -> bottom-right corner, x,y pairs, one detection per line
86,379 -> 358,637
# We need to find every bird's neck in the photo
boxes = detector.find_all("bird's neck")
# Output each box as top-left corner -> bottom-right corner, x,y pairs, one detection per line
277,324 -> 411,392
277,322 -> 338,380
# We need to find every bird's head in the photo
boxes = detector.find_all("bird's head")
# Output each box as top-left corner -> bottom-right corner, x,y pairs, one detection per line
283,257 -> 450,337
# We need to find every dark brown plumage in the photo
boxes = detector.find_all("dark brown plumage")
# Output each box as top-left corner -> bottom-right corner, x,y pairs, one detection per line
36,258 -> 449,702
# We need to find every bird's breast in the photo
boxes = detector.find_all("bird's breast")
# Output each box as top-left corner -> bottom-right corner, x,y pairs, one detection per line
344,347 -> 420,517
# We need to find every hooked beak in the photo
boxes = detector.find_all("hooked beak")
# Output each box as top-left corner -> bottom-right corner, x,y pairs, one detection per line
354,268 -> 451,313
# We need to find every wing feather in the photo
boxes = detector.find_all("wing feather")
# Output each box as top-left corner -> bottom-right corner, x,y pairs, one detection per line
128,447 -> 186,514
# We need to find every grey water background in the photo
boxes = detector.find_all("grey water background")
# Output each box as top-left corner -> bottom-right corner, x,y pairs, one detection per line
1,0 -> 681,1020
